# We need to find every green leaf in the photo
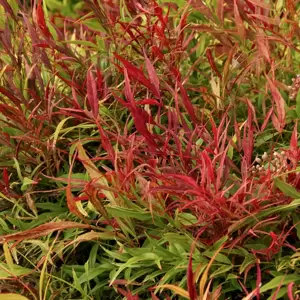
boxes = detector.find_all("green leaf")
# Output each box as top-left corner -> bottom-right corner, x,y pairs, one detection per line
292,214 -> 300,239
0,294 -> 29,300
296,91 -> 300,118
72,269 -> 85,295
21,177 -> 35,192
260,274 -> 300,293
228,199 -> 300,232
78,264 -> 114,284
0,263 -> 31,278
212,235 -> 228,250
52,116 -> 73,149
177,213 -> 198,225
158,265 -> 187,287
101,247 -> 131,262
106,206 -> 152,221
110,253 -> 162,284
204,252 -> 231,265
143,270 -> 165,282
267,287 -> 288,300
7,0 -> 18,15
255,133 -> 279,147
82,19 -> 106,32
239,256 -> 255,274
274,178 -> 300,199
210,265 -> 232,278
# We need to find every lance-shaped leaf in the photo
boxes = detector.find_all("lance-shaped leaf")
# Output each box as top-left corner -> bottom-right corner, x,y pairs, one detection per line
266,75 -> 286,132
36,0 -> 52,39
86,69 -> 99,118
114,53 -> 160,98
77,143 -> 116,204
0,222 -> 90,243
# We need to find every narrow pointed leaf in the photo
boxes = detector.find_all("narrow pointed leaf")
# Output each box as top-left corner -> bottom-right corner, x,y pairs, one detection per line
36,0 -> 52,39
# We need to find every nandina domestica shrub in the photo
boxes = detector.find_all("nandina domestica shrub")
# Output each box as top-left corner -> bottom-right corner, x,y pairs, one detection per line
0,0 -> 299,299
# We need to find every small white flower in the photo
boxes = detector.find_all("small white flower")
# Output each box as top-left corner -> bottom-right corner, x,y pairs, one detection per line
255,157 -> 262,163
262,152 -> 268,161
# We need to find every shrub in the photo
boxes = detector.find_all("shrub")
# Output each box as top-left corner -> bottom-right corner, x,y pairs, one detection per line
0,0 -> 299,299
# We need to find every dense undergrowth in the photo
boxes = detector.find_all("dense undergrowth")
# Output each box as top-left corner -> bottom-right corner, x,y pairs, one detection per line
0,0 -> 300,299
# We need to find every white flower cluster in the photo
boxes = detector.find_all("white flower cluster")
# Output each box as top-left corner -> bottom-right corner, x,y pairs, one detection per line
289,74 -> 300,100
250,151 -> 288,175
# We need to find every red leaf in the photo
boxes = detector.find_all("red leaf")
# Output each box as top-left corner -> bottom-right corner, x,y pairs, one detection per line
0,87 -> 22,109
289,122 -> 298,166
66,184 -> 87,221
290,122 -> 298,153
190,0 -> 214,21
249,14 -> 280,26
86,69 -> 99,118
287,282 -> 295,300
257,32 -> 271,63
178,12 -> 188,45
2,168 -> 9,188
246,0 -> 270,9
96,121 -> 115,163
154,4 -> 166,29
206,49 -> 222,78
202,150 -> 215,184
234,119 -> 241,148
163,174 -> 199,189
124,68 -> 135,108
171,67 -> 181,81
234,0 -> 246,40
124,69 -> 158,149
0,221 -> 90,243
36,0 -> 52,39
116,288 -> 139,300
256,261 -> 261,300
271,113 -> 281,133
32,43 -> 51,48
179,82 -> 197,124
151,46 -> 164,60
242,107 -> 253,165
136,98 -> 162,106
260,107 -> 273,132
187,253 -> 197,300
151,292 -> 160,300
266,75 -> 286,132
112,91 -> 130,108
135,2 -> 152,14
286,0 -> 296,16
245,0 -> 255,12
217,0 -> 224,24
96,68 -> 105,98
132,112 -> 158,149
71,86 -> 82,110
114,53 -> 160,98
144,51 -> 160,99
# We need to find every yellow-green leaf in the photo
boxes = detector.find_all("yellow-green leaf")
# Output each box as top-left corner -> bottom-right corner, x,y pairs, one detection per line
156,284 -> 189,299
0,294 -> 29,300
77,143 -> 116,204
